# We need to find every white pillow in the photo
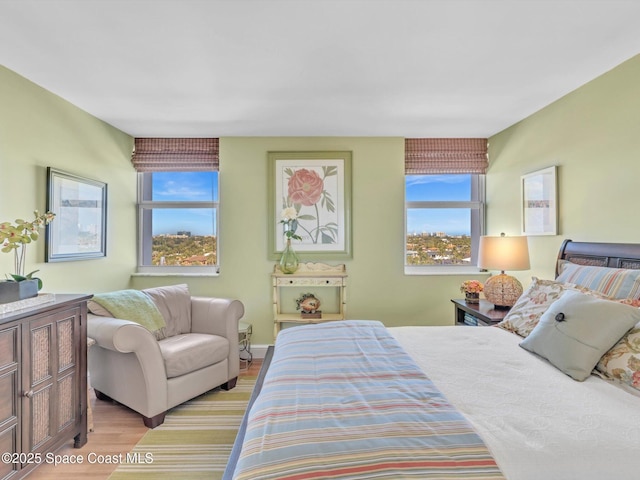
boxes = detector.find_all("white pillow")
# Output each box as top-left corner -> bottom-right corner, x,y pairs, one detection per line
520,290 -> 640,381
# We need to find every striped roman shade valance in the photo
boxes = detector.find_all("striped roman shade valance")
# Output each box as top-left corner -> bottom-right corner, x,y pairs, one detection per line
131,138 -> 219,172
405,138 -> 488,174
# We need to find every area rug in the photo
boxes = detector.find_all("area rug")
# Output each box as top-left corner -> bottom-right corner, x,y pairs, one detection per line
108,377 -> 256,480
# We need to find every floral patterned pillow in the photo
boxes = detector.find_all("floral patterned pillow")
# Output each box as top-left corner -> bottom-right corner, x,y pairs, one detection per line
496,277 -> 565,337
596,305 -> 640,392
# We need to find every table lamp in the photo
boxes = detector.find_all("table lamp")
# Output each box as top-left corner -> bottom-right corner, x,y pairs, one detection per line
478,233 -> 530,309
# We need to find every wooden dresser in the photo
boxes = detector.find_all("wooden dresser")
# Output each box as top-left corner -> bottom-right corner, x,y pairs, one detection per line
0,294 -> 90,480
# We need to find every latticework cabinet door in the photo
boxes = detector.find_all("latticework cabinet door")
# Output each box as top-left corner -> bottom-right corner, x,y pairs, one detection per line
0,324 -> 20,480
22,306 -> 81,455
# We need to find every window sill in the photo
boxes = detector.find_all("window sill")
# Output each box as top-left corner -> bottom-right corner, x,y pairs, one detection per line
404,266 -> 492,276
131,272 -> 219,278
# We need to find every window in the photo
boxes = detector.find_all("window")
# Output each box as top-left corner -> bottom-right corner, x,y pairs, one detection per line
131,138 -> 220,274
404,138 -> 487,274
405,174 -> 484,272
137,171 -> 219,274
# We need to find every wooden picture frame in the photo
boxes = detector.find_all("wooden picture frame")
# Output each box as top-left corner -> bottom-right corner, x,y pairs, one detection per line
46,167 -> 107,262
268,151 -> 352,260
521,166 -> 557,236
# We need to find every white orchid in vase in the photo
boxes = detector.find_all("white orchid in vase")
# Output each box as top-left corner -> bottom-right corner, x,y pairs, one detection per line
0,210 -> 56,289
280,207 -> 302,242
278,207 -> 301,274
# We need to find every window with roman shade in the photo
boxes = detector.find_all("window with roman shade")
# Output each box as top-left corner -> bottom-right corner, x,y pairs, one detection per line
131,138 -> 219,172
404,138 -> 487,273
404,138 -> 488,174
133,138 -> 220,274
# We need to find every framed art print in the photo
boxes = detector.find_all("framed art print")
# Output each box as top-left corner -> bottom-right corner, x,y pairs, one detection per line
268,151 -> 352,260
521,166 -> 557,236
46,167 -> 108,261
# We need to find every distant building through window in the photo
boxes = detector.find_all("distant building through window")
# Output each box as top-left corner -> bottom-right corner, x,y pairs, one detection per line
404,138 -> 487,274
137,171 -> 218,274
405,174 -> 485,272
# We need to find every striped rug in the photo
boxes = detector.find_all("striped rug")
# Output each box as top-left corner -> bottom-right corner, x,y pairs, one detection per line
108,377 -> 256,480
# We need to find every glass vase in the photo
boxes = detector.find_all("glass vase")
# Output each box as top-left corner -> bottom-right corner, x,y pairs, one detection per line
279,239 -> 299,274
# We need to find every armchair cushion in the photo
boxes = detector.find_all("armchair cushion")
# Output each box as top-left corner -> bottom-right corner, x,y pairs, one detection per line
91,289 -> 166,333
158,333 -> 229,378
87,300 -> 112,317
143,284 -> 192,339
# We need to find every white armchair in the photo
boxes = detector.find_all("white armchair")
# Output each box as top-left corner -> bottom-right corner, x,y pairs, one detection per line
87,284 -> 244,428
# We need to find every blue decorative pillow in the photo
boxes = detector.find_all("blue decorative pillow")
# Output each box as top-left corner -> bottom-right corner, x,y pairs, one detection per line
520,290 -> 640,381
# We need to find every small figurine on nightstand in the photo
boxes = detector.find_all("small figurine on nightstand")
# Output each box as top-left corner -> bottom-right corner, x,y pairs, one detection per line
296,293 -> 322,319
460,280 -> 484,304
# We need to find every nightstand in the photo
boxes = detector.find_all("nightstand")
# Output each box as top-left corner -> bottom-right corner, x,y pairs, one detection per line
451,299 -> 510,326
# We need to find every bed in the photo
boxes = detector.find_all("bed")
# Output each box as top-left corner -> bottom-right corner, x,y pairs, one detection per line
224,240 -> 640,479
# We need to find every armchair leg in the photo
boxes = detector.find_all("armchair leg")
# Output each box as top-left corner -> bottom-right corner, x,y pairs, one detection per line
94,390 -> 113,402
221,377 -> 237,390
143,412 -> 166,428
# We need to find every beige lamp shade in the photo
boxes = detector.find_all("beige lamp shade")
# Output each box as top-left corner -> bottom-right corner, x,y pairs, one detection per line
478,234 -> 530,272
478,234 -> 530,308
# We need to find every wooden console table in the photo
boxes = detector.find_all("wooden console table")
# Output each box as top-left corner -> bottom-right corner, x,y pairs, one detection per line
272,262 -> 347,339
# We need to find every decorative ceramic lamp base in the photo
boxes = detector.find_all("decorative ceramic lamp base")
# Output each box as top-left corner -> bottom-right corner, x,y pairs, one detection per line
484,273 -> 523,309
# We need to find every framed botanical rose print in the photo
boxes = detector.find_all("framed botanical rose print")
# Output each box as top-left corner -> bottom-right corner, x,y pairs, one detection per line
268,151 -> 352,260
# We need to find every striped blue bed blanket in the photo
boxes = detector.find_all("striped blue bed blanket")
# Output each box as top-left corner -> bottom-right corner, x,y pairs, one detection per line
232,320 -> 504,479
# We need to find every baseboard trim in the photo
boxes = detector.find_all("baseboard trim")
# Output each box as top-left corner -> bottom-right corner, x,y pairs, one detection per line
248,344 -> 273,360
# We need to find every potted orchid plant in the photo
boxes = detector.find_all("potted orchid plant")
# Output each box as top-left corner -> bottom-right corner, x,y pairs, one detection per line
0,210 -> 55,303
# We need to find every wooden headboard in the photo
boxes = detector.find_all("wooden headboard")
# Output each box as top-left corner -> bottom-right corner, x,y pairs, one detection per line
556,239 -> 640,277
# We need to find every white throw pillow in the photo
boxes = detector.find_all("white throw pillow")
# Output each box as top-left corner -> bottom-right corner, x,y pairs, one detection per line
520,290 -> 640,381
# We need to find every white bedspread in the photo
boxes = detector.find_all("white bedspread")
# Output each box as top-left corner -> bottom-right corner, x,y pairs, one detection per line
390,326 -> 640,480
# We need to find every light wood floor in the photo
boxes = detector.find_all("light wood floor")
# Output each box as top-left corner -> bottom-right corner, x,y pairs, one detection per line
27,360 -> 263,479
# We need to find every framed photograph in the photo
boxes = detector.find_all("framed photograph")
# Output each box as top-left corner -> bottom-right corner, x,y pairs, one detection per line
46,167 -> 107,262
268,151 -> 352,260
521,166 -> 557,236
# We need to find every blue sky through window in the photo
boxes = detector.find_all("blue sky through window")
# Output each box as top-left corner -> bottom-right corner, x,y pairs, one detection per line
406,175 -> 471,236
148,172 -> 470,237
151,172 -> 217,235
152,172 -> 217,202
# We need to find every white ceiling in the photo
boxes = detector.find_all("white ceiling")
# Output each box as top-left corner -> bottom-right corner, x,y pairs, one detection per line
1,0 -> 639,138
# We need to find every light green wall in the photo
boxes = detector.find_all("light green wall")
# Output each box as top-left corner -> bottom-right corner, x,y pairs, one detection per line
132,138 -> 469,344
2,67 -> 464,346
0,66 -> 136,293
487,54 -> 640,287
6,53 -> 639,346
